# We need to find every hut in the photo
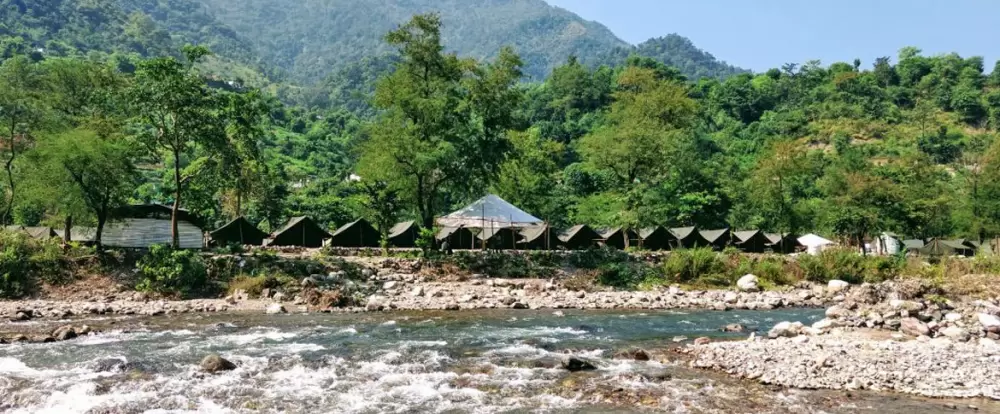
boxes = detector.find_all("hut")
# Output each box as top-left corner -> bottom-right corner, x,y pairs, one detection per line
698,228 -> 732,250
436,226 -> 476,250
765,233 -> 801,254
732,230 -> 770,253
209,217 -> 269,246
669,227 -> 700,249
558,225 -> 601,250
328,219 -> 381,248
519,224 -> 559,250
387,221 -> 420,248
599,227 -> 638,250
102,204 -> 204,249
637,226 -> 674,251
267,216 -> 331,248
478,227 -> 522,250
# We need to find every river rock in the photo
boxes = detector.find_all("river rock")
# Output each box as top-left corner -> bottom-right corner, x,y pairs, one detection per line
365,297 -> 386,312
900,318 -> 930,337
737,274 -> 759,292
721,323 -> 746,333
11,311 -> 31,321
693,337 -> 711,345
941,326 -> 970,341
768,321 -> 803,338
812,318 -> 835,331
615,348 -> 650,361
944,312 -> 963,322
979,313 -> 1000,333
52,326 -> 77,341
562,356 -> 597,372
200,354 -> 236,373
825,305 -> 849,319
827,280 -> 850,294
265,303 -> 286,314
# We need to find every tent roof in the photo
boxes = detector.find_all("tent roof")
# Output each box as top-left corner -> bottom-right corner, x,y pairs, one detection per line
388,221 -> 417,238
638,226 -> 670,239
798,233 -> 834,247
520,224 -> 552,243
273,216 -> 331,238
732,230 -> 762,243
699,228 -> 730,243
478,226 -> 520,241
210,217 -> 269,240
559,224 -> 599,243
437,194 -> 542,228
436,226 -> 471,241
670,226 -> 697,240
331,219 -> 375,237
24,227 -> 57,239
764,233 -> 799,245
902,239 -> 925,249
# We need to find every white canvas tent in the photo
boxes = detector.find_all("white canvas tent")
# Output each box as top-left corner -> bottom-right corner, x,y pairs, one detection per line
436,194 -> 543,229
798,233 -> 835,255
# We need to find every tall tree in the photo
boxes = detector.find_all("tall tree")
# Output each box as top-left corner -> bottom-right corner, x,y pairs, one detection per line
0,56 -> 44,224
356,14 -> 523,229
128,46 -> 225,248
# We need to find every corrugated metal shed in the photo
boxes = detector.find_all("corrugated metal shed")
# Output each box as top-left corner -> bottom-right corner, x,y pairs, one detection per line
102,219 -> 204,249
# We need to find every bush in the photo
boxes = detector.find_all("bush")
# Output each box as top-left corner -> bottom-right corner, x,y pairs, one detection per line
0,232 -> 73,298
136,245 -> 208,298
567,246 -> 629,269
796,248 -> 903,284
662,248 -> 727,284
597,261 -> 654,288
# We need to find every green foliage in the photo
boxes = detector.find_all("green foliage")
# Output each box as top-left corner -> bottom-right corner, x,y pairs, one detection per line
662,248 -> 728,284
796,248 -> 903,284
0,231 -> 70,298
135,244 -> 207,297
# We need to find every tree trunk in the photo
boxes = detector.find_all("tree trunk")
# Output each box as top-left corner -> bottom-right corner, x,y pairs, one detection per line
96,211 -> 106,253
64,215 -> 72,244
3,128 -> 16,225
171,148 -> 181,249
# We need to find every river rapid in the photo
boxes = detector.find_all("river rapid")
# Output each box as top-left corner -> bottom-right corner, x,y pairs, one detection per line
0,308 -> 993,413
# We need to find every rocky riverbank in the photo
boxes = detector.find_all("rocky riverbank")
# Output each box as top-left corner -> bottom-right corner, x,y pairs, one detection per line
689,279 -> 1000,400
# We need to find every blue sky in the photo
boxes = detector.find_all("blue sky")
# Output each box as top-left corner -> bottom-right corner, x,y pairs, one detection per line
545,0 -> 999,72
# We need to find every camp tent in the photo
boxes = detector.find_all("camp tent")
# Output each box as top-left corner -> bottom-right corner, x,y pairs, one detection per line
478,227 -> 521,250
599,227 -> 638,250
387,221 -> 420,248
946,239 -> 977,257
437,194 -> 543,229
919,239 -> 974,257
798,233 -> 835,255
267,216 -> 331,248
436,226 -> 476,250
733,230 -> 770,253
872,232 -> 903,256
102,204 -> 204,249
329,219 -> 381,248
637,226 -> 674,251
209,217 -> 269,246
902,239 -> 925,252
669,227 -> 700,249
699,228 -> 732,250
558,225 -> 601,250
24,227 -> 58,239
765,233 -> 801,254
519,224 -> 559,250
54,227 -> 98,244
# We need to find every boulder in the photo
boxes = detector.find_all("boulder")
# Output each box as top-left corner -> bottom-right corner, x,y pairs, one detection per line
383,281 -> 397,290
200,354 -> 236,373
736,274 -> 759,292
693,337 -> 711,345
11,311 -> 31,322
767,321 -> 803,339
941,326 -> 970,341
301,277 -> 318,288
827,280 -> 850,294
812,318 -> 836,331
944,312 -> 963,322
511,302 -> 529,309
616,348 -> 650,361
900,318 -> 930,337
561,357 -> 597,372
825,305 -> 850,319
52,326 -> 77,341
410,286 -> 425,297
979,313 -> 1000,333
265,303 -> 286,315
721,323 -> 746,333
722,292 -> 739,304
365,297 -> 386,312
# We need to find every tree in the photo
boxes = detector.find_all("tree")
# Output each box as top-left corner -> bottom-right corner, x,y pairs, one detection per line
356,14 -> 523,229
31,129 -> 138,248
356,179 -> 401,248
492,128 -> 567,225
0,56 -> 44,224
218,90 -> 267,218
747,141 -> 811,239
128,46 -> 226,248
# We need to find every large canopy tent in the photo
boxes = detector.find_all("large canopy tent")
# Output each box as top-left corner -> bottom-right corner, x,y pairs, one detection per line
209,217 -> 269,246
519,224 -> 560,250
478,227 -> 522,250
599,227 -> 639,250
798,233 -> 835,255
329,219 -> 381,248
699,228 -> 732,250
637,226 -> 674,251
103,204 -> 204,249
765,233 -> 802,254
387,221 -> 420,248
437,194 -> 544,229
919,239 -> 974,257
267,216 -> 331,248
669,227 -> 701,249
733,230 -> 770,253
436,226 -> 476,250
559,225 -> 601,250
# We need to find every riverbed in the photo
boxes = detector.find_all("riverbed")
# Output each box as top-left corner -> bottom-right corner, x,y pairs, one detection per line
1,308 -> 995,413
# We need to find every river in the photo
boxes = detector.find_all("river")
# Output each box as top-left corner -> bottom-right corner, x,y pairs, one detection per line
0,308 -> 994,413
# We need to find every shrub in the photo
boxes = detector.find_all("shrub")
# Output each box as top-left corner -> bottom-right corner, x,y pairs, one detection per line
662,248 -> 727,284
0,232 -> 75,298
136,245 -> 208,298
597,261 -> 654,289
567,246 -> 629,269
